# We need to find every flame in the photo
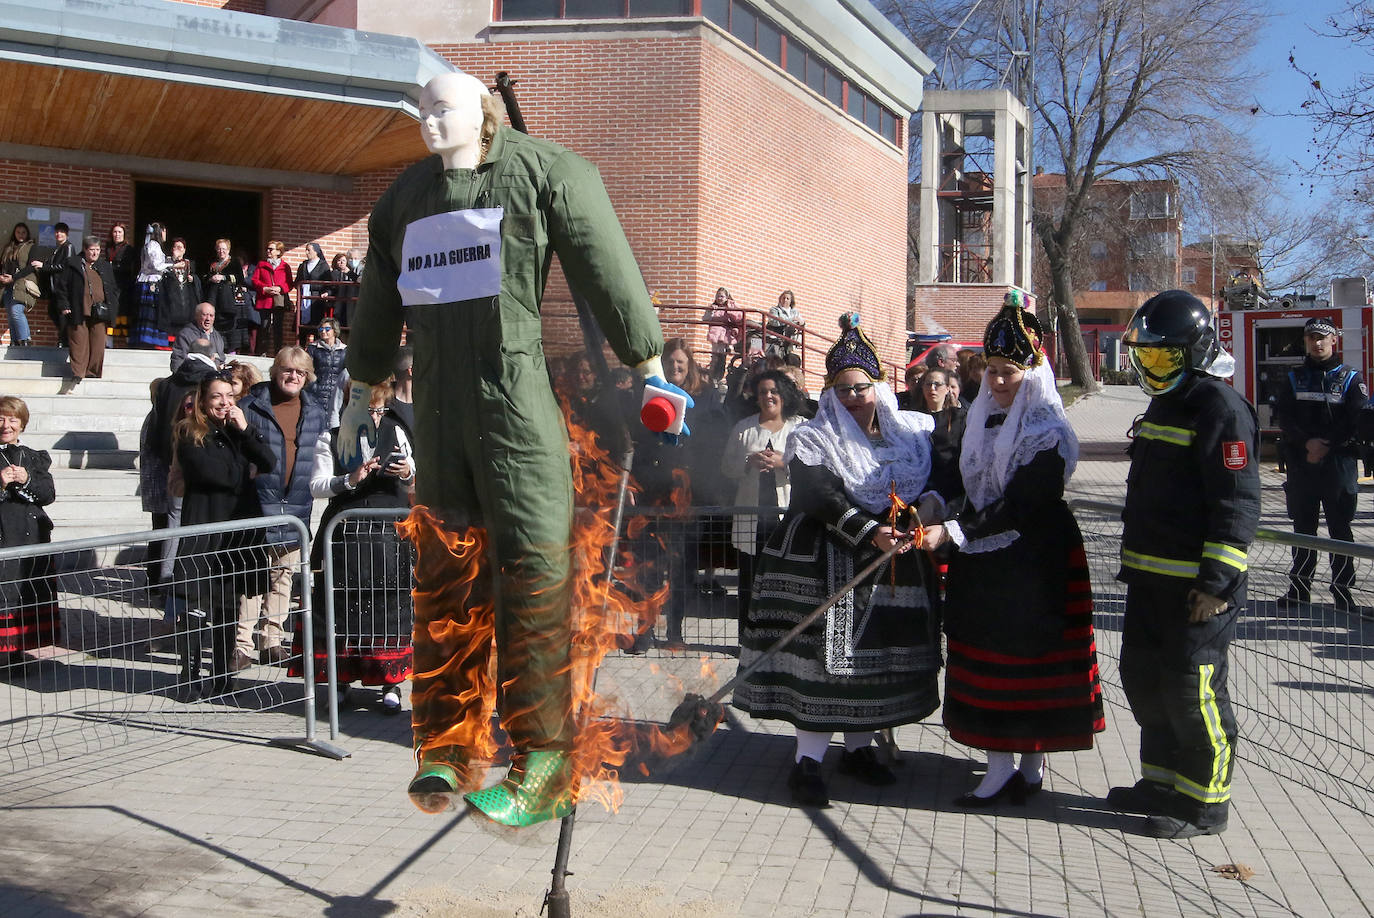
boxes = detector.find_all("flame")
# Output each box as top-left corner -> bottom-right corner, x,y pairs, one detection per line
397,508 -> 501,771
395,401 -> 716,814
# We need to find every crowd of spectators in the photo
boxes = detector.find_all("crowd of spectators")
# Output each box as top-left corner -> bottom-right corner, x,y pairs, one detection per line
1,219 -> 362,360
131,331 -> 414,708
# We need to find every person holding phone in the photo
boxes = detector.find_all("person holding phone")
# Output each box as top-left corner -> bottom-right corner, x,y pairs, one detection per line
301,380 -> 414,713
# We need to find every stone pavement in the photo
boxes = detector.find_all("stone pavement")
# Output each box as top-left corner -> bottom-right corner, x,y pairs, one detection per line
3,384 -> 1372,918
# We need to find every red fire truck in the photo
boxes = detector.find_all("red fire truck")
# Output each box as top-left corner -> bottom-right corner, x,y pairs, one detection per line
1217,274 -> 1371,433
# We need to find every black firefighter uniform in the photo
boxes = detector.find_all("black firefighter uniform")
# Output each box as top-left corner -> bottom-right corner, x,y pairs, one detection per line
1117,373 -> 1260,825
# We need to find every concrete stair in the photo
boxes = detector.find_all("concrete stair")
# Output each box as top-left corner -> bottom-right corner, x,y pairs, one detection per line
0,345 -> 275,541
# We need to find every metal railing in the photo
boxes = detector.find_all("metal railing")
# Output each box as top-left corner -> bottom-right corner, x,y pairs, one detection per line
0,515 -> 346,779
1071,499 -> 1374,816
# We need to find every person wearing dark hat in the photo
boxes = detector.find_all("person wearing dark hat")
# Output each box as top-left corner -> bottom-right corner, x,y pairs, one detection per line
923,291 -> 1104,807
1109,289 -> 1259,839
732,313 -> 948,808
1275,316 -> 1366,611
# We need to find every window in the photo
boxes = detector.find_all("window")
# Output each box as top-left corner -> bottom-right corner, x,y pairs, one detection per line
1089,241 -> 1108,259
500,0 -> 560,17
846,85 -> 864,119
880,109 -> 896,144
784,37 -> 806,81
730,1 -> 756,44
1129,272 -> 1166,292
565,0 -> 610,16
1129,231 -> 1177,259
756,16 -> 782,65
1130,190 -> 1174,219
825,68 -> 843,106
702,0 -> 729,26
631,0 -> 691,13
1089,280 -> 1107,292
805,52 -> 825,95
1182,266 -> 1197,285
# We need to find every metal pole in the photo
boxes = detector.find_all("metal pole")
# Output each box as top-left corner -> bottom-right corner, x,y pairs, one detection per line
544,449 -> 635,918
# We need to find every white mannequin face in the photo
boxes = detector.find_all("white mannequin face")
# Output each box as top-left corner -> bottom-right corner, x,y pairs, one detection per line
419,72 -> 488,169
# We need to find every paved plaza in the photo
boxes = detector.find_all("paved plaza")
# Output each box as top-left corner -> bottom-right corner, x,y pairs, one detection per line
2,383 -> 1372,917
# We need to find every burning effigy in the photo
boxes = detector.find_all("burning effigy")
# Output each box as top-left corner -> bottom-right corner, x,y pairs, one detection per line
337,68 -> 704,827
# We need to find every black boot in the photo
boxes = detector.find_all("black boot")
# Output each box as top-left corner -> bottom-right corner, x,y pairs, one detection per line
175,610 -> 206,701
207,611 -> 234,699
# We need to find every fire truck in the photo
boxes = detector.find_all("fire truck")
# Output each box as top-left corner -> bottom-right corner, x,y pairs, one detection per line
1216,273 -> 1371,433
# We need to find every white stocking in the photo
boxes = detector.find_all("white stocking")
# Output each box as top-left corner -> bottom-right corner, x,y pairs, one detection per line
970,751 -> 1017,798
843,731 -> 874,752
794,729 -> 832,764
1018,752 -> 1045,784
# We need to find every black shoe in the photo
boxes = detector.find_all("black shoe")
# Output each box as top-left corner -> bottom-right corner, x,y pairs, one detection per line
956,771 -> 1024,808
1278,588 -> 1310,608
1142,814 -> 1227,838
1105,780 -> 1175,815
1019,775 -> 1044,797
787,757 -> 830,808
837,746 -> 896,786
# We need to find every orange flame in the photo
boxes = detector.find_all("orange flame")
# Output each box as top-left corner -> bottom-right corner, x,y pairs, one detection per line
396,508 -> 501,774
396,401 -> 716,813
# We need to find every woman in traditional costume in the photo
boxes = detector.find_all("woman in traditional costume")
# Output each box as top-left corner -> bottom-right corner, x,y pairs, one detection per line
130,223 -> 169,348
733,314 -> 945,808
930,293 -> 1104,806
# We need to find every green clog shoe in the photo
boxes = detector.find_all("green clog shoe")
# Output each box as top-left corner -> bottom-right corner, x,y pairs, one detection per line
407,745 -> 477,814
464,750 -> 574,827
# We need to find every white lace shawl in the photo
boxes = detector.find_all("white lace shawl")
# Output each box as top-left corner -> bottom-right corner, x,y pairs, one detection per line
786,381 -> 934,513
959,360 -> 1078,512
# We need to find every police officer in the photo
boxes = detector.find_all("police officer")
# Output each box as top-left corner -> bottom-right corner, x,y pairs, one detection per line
1110,290 -> 1260,839
1276,317 -> 1366,611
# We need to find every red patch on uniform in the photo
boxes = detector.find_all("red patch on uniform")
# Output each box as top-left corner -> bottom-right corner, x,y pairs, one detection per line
1222,441 -> 1248,470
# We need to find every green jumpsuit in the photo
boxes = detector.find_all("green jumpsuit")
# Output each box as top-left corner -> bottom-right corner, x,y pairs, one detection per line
348,126 -> 664,757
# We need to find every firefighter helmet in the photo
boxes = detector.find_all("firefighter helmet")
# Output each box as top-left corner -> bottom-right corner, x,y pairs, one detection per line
1123,290 -> 1218,397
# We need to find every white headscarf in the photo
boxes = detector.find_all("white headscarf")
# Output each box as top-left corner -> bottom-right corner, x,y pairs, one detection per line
959,359 -> 1078,511
786,381 -> 934,513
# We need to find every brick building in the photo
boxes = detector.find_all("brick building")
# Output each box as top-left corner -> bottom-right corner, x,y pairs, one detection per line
0,0 -> 931,379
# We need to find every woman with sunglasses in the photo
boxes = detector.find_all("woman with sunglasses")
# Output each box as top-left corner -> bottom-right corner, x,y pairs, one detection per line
914,366 -> 967,507
733,314 -> 949,808
306,318 -> 348,429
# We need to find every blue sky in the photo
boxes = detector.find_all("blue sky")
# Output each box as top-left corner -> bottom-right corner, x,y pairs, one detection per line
1248,1 -> 1362,195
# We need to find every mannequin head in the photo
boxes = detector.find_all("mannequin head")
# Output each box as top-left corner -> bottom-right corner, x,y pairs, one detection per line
419,71 -> 501,170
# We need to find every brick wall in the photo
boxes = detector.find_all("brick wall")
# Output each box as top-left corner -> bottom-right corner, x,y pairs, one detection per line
5,25 -> 913,378
910,284 -> 1029,346
0,160 -> 132,346
433,30 -> 910,389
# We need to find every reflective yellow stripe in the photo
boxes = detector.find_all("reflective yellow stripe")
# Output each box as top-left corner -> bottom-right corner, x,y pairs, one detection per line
1121,549 -> 1200,578
1175,663 -> 1232,805
1202,541 -> 1248,571
1137,422 -> 1194,446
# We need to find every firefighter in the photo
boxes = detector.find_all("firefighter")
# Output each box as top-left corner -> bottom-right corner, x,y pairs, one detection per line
1110,290 -> 1259,839
1276,316 -> 1366,611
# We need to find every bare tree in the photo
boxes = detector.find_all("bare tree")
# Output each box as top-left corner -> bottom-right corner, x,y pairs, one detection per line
1292,1 -> 1374,182
881,0 -> 1267,388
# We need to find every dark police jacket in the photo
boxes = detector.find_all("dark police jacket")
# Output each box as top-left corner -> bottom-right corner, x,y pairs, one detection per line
1119,374 -> 1260,599
1277,355 -> 1366,483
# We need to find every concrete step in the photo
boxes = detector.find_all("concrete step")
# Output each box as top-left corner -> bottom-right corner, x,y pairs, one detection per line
25,411 -> 146,434
47,469 -> 141,497
43,448 -> 139,470
4,376 -> 163,397
20,430 -> 143,452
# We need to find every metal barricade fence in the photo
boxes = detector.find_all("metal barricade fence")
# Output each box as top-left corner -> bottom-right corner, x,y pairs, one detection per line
0,515 -> 346,781
1070,499 -> 1374,816
315,505 -> 768,721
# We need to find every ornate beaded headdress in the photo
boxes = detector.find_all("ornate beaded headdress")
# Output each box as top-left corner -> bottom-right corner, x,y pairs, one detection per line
982,290 -> 1044,369
825,313 -> 885,385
